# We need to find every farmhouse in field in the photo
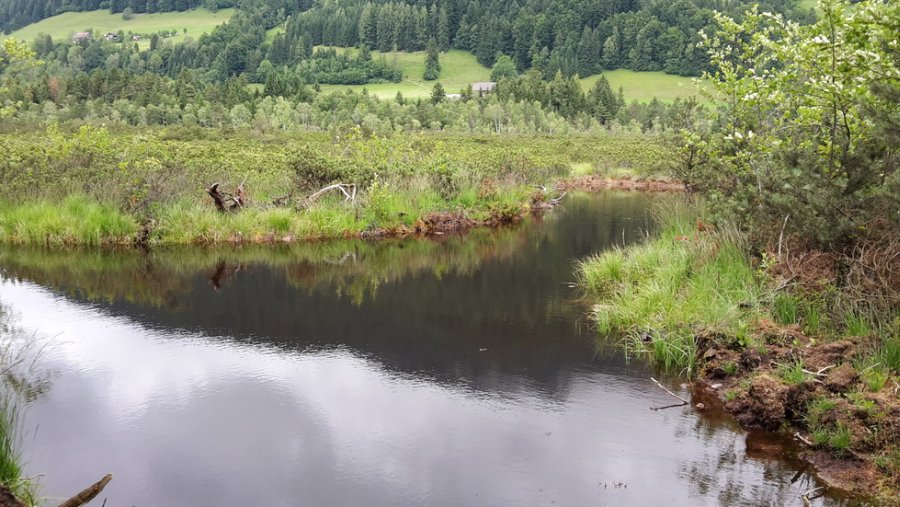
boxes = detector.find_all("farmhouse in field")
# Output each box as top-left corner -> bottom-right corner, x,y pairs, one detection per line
72,31 -> 92,43
472,82 -> 496,95
104,32 -> 119,41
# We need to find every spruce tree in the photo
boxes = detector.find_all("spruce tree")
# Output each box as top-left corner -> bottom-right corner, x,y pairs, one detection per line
431,81 -> 445,104
423,38 -> 440,80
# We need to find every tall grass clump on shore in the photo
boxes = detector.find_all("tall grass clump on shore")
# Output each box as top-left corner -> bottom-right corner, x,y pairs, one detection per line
0,308 -> 40,505
0,196 -> 137,247
577,198 -> 760,375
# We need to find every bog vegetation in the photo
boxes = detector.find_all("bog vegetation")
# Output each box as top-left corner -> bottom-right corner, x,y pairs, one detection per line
0,126 -> 668,245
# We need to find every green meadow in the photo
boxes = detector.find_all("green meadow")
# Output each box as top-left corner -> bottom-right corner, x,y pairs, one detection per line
316,48 -> 707,103
8,8 -> 234,46
317,49 -> 492,99
579,70 -> 711,103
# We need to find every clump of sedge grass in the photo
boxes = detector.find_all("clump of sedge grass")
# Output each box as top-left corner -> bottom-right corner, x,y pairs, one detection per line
577,197 -> 760,376
0,196 -> 137,246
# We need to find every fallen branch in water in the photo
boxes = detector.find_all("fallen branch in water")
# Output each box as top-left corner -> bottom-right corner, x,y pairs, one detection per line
649,377 -> 690,410
650,402 -> 689,411
58,474 -> 112,507
800,486 -> 825,506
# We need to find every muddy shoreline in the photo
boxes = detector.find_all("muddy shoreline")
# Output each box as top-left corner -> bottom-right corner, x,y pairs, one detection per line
558,175 -> 686,192
693,321 -> 899,502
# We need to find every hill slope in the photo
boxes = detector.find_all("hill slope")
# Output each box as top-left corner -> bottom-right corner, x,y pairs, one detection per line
9,8 -> 234,45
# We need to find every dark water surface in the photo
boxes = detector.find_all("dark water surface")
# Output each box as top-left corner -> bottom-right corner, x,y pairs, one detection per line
0,193 -> 855,506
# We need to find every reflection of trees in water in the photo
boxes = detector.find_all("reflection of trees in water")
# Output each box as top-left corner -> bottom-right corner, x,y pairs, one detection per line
0,222 -> 539,310
0,193 -> 653,401
0,192 -> 652,312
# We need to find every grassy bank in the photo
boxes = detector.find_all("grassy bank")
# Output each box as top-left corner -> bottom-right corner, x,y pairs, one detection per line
579,199 -> 760,375
0,126 -> 669,246
577,198 -> 900,498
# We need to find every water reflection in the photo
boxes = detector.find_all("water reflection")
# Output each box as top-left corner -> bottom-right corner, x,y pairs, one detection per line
0,193 -> 860,506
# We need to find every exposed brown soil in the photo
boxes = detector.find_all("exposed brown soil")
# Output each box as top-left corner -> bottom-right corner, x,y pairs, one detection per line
559,175 -> 686,192
0,486 -> 25,507
695,320 -> 900,500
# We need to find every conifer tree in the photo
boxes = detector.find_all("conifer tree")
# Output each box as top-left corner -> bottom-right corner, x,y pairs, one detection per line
423,38 -> 440,80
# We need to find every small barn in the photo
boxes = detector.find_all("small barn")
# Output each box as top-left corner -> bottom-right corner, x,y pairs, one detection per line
72,31 -> 92,43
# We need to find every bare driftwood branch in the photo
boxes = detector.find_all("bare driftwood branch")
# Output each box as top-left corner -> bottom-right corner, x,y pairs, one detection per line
802,365 -> 836,377
206,182 -> 247,212
58,474 -> 112,507
308,183 -> 357,204
800,486 -> 825,507
649,377 -> 690,410
548,192 -> 568,206
777,214 -> 790,260
794,432 -> 814,447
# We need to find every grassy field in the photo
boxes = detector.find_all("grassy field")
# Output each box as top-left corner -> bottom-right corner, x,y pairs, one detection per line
318,48 -> 491,99
317,48 -> 706,102
8,8 -> 234,46
580,70 -> 711,103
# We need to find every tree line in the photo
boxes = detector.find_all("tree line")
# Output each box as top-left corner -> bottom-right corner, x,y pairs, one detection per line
2,51 -> 699,134
283,0 -> 813,77
4,0 -> 814,81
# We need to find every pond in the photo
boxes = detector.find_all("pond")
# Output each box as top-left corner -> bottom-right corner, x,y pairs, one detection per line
0,193 -> 857,506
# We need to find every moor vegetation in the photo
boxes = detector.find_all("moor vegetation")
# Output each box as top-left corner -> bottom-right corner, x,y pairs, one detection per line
0,126 -> 668,245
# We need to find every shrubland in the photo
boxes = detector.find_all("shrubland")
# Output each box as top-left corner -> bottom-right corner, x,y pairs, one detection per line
0,126 -> 669,246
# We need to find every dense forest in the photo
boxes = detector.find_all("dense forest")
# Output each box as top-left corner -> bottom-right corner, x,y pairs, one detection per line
287,0 -> 814,76
3,0 -> 815,78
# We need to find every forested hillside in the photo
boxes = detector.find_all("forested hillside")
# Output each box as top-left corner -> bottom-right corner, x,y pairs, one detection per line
0,0 -> 813,132
4,0 -> 814,77
287,0 -> 813,76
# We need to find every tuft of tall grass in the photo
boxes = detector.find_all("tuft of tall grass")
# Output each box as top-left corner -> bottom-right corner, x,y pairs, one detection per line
773,294 -> 800,325
777,360 -> 809,385
0,309 -> 40,505
577,198 -> 760,376
880,336 -> 900,374
0,196 -> 137,246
